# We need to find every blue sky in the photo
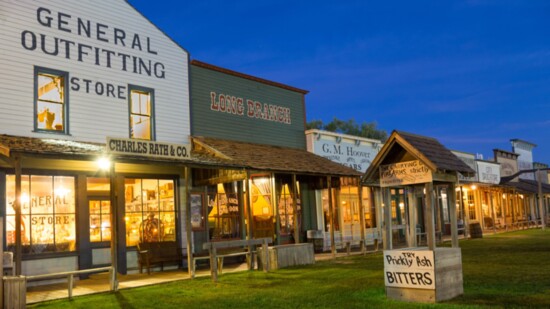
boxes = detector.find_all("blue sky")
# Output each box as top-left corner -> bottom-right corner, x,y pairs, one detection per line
130,0 -> 550,164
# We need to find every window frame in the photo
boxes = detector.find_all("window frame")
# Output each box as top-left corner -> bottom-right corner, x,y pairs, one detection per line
34,66 -> 70,134
6,174 -> 77,255
128,84 -> 155,141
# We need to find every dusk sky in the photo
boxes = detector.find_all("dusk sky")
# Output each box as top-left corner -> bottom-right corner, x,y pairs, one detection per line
130,0 -> 550,164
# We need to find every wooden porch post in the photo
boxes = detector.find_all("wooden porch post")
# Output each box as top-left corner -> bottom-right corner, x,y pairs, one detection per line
490,191 -> 497,234
327,176 -> 336,257
358,177 -> 366,254
448,183 -> 459,248
537,169 -> 546,230
292,174 -> 299,244
383,187 -> 392,250
184,166 -> 193,277
14,155 -> 22,276
245,171 -> 255,269
425,182 -> 436,250
109,161 -> 118,291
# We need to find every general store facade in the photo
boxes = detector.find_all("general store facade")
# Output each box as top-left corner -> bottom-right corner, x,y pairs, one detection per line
0,0 -> 197,277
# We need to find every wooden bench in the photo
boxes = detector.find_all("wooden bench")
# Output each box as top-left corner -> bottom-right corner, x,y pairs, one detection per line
198,238 -> 272,282
137,241 -> 184,275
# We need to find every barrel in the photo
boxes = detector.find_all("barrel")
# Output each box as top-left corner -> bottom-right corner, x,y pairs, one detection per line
469,222 -> 483,239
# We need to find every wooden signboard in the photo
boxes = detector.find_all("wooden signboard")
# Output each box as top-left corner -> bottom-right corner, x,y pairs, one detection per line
379,160 -> 432,187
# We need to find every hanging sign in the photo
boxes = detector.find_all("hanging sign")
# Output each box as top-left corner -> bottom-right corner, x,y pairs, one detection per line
106,137 -> 190,159
384,250 -> 435,289
379,160 -> 432,187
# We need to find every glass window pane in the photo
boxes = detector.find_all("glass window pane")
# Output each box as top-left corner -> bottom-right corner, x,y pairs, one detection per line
125,178 -> 176,246
130,115 -> 151,140
90,214 -> 101,242
55,214 -> 75,251
37,74 -> 63,102
31,175 -> 53,214
54,176 -> 75,213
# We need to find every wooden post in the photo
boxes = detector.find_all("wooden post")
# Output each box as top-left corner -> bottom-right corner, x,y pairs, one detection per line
14,155 -> 22,276
383,188 -> 392,250
490,191 -> 497,234
425,183 -> 436,250
327,176 -> 336,257
434,185 -> 442,243
184,167 -> 194,278
407,190 -> 417,247
68,274 -> 73,299
109,161 -> 118,291
292,174 -> 299,244
0,219 -> 3,307
246,172 -> 254,269
358,178 -> 366,254
537,169 -> 546,230
262,239 -> 269,272
449,183 -> 459,248
461,186 -> 470,238
210,246 -> 218,282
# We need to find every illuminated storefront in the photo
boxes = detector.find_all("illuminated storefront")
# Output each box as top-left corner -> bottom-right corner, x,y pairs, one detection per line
189,61 -> 361,253
305,130 -> 382,251
0,0 -> 200,278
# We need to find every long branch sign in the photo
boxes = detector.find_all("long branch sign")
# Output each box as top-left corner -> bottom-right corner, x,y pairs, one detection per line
106,137 -> 190,159
384,250 -> 435,289
379,160 -> 432,187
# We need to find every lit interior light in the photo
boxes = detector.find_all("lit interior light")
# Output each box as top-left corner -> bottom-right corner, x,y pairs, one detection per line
471,185 -> 477,190
20,193 -> 30,204
97,157 -> 111,171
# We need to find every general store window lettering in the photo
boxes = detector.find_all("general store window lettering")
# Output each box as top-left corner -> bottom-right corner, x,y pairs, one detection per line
36,68 -> 67,133
6,175 -> 76,254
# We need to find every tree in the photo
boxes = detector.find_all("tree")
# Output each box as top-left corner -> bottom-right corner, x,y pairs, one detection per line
306,117 -> 388,142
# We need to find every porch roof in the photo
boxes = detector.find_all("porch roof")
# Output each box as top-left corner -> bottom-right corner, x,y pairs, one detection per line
192,136 -> 362,177
0,134 -> 238,168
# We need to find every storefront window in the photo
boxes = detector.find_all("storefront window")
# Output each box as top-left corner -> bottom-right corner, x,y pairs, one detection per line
6,175 -> 76,254
124,178 -> 175,246
208,182 -> 241,240
467,190 -> 476,221
35,68 -> 67,133
439,187 -> 449,223
89,200 -> 111,242
339,182 -> 360,241
129,86 -> 154,140
277,179 -> 300,236
363,187 -> 376,228
322,188 -> 340,232
87,177 -> 111,243
390,188 -> 406,226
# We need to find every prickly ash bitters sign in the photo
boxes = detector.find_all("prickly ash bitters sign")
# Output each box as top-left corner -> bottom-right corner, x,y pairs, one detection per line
384,250 -> 435,289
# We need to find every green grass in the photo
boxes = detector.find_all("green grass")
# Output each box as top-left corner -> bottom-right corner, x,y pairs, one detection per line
29,229 -> 550,308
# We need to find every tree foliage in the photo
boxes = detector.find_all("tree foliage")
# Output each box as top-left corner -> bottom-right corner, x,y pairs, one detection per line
306,118 -> 388,142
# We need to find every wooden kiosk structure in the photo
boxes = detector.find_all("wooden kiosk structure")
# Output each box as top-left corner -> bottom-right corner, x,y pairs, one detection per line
363,131 -> 475,303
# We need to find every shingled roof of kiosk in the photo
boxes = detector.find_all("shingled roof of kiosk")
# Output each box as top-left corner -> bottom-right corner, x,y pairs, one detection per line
363,130 -> 476,184
192,136 -> 362,177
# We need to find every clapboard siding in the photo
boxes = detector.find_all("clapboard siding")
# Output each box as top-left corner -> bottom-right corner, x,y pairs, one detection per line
190,64 -> 306,149
0,0 -> 190,144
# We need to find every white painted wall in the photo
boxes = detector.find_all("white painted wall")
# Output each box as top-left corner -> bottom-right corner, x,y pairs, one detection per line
0,0 -> 190,144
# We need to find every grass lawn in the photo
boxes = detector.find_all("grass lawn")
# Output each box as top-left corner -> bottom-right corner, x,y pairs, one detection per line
29,229 -> 550,308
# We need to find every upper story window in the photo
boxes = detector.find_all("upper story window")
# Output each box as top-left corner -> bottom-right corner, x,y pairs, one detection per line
35,67 -> 68,133
129,85 -> 155,140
